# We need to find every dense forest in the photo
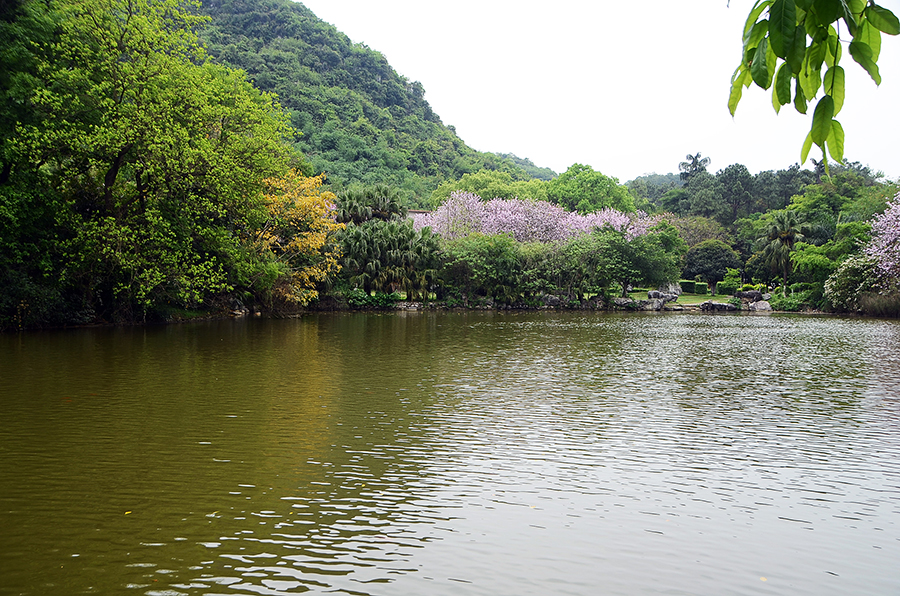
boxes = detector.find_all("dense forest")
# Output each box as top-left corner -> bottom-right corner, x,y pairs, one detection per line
1,0 -> 898,330
197,0 -> 552,204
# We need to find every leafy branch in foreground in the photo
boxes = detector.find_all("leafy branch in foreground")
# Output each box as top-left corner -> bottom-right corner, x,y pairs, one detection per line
730,0 -> 899,168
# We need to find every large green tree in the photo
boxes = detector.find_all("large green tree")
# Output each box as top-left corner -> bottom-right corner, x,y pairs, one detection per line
683,239 -> 743,288
1,0 -> 295,326
546,164 -> 635,213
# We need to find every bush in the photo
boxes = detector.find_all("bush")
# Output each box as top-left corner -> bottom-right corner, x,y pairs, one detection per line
716,281 -> 739,296
715,267 -> 742,296
859,292 -> 900,317
680,280 -> 696,293
824,255 -> 879,312
346,288 -> 402,309
694,282 -> 708,295
769,288 -> 825,312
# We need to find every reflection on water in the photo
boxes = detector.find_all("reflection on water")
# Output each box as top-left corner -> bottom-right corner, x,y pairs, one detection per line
1,312 -> 899,596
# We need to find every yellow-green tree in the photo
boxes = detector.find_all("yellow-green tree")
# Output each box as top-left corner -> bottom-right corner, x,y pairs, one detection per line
256,172 -> 345,306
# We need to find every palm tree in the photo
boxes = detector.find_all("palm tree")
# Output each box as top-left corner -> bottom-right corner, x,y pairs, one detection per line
759,210 -> 806,296
678,152 -> 711,182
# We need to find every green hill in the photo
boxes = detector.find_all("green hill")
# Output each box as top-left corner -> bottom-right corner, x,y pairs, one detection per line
199,0 -> 555,206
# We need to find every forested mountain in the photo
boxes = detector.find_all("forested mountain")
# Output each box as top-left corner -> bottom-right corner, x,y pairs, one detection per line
198,0 -> 553,206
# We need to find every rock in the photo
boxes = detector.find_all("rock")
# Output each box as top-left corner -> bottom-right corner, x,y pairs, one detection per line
640,299 -> 665,311
541,294 -> 562,307
700,300 -> 737,312
648,290 -> 678,302
748,300 -> 772,311
658,282 -> 682,296
614,297 -> 635,308
762,293 -> 772,300
734,290 -> 763,302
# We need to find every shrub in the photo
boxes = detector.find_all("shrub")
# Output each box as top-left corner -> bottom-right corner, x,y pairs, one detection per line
859,292 -> 900,317
716,280 -> 739,296
346,289 -> 402,309
824,255 -> 879,312
680,280 -> 696,293
694,282 -> 709,295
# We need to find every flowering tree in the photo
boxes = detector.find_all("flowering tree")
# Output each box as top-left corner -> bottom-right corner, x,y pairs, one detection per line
413,192 -> 660,242
256,172 -> 345,305
865,192 -> 900,281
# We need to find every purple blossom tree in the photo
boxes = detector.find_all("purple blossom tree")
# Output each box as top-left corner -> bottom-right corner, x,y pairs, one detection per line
865,192 -> 900,281
413,192 -> 660,242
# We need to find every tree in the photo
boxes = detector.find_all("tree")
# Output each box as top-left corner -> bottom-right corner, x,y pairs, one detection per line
1,0 -> 297,325
758,209 -> 808,295
717,164 -> 755,224
683,239 -> 743,288
254,172 -> 345,306
730,0 -> 900,169
678,153 -> 711,182
662,215 -> 731,247
338,219 -> 439,300
336,183 -> 407,224
546,164 -> 635,213
685,171 -> 727,222
865,192 -> 900,280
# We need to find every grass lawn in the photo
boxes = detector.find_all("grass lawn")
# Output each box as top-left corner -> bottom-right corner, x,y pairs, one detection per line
628,291 -> 719,305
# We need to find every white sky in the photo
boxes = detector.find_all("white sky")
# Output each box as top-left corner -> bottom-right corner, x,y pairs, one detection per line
296,0 -> 899,182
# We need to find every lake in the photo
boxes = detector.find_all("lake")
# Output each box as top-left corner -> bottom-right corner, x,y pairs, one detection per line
1,311 -> 899,595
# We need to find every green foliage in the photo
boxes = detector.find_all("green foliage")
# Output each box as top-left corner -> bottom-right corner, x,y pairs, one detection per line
429,170 -> 549,207
732,0 -> 900,168
345,288 -> 402,309
546,164 -> 635,213
757,209 -> 808,293
336,183 -> 407,224
683,239 -> 743,286
824,254 -> 879,311
338,218 -> 439,300
694,282 -> 709,295
715,268 -> 743,296
1,0 -> 297,325
198,0 -> 545,206
439,233 -> 523,305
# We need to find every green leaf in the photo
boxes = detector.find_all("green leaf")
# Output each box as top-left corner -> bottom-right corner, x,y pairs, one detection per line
811,95 -> 834,145
745,0 -> 775,36
849,40 -> 882,84
866,5 -> 900,35
856,19 -> 882,62
800,42 -> 823,98
813,0 -> 842,22
846,0 -> 866,13
824,27 -> 841,67
751,39 -> 771,88
794,77 -> 808,113
823,65 -> 845,114
729,67 -> 752,116
744,20 -> 770,65
841,1 -> 859,36
801,130 -> 814,163
826,119 -> 844,161
769,0 -> 797,58
775,62 -> 793,106
787,25 -> 807,73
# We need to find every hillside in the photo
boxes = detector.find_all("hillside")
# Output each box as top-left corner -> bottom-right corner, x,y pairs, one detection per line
199,0 -> 554,206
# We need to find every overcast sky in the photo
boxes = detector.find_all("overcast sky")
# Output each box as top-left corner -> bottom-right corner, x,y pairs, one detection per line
297,0 -> 899,182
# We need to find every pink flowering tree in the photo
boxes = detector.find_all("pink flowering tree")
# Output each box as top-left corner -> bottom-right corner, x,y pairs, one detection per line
865,192 -> 900,282
413,191 -> 660,242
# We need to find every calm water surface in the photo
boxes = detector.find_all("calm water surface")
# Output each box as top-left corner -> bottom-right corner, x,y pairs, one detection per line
1,311 -> 899,596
